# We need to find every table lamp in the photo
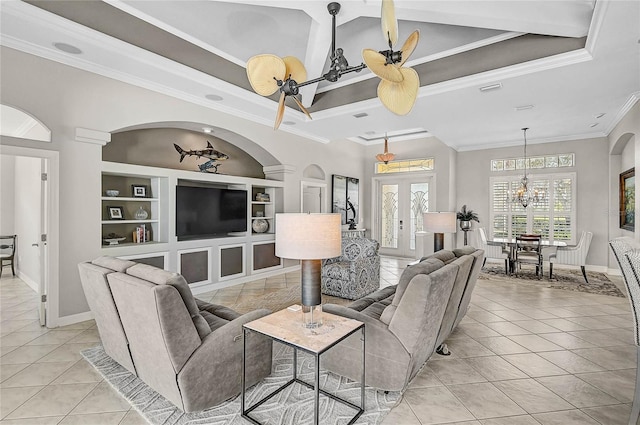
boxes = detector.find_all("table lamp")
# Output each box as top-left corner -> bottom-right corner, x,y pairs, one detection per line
423,212 -> 456,252
275,213 -> 342,328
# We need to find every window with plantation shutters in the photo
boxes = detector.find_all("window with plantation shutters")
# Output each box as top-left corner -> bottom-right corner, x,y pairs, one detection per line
489,172 -> 576,244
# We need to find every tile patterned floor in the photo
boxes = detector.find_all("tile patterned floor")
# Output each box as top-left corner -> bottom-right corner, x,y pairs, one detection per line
0,258 -> 636,425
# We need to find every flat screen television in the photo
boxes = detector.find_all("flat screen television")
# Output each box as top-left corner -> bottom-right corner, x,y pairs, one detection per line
176,185 -> 247,240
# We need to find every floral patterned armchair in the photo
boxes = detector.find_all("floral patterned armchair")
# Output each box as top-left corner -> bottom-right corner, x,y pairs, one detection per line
321,237 -> 380,300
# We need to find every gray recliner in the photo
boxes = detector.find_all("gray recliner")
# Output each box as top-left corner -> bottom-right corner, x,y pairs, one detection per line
78,257 -> 273,412
321,247 -> 484,391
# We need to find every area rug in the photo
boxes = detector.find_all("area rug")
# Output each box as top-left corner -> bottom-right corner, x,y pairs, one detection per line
480,265 -> 625,297
228,285 -> 351,315
82,344 -> 400,425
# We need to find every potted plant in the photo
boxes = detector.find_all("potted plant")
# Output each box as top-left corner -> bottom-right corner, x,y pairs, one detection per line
456,205 -> 479,231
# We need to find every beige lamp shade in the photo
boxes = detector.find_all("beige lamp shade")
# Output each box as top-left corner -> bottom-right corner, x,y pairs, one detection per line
275,213 -> 342,260
423,212 -> 457,234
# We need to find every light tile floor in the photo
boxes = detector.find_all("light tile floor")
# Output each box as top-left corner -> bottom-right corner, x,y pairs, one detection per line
0,258 -> 636,425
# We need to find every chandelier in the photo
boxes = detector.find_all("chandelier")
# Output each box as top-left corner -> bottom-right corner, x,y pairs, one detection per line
511,127 -> 545,208
376,133 -> 395,164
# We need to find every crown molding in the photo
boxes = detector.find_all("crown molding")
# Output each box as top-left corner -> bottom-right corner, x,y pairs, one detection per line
605,91 -> 640,136
455,131 -> 607,152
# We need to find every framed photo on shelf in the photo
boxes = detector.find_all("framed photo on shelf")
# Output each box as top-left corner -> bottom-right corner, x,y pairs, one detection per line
620,167 -> 635,231
108,206 -> 125,220
132,185 -> 147,198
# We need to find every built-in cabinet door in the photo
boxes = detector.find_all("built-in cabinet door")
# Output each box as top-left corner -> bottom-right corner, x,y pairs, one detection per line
376,177 -> 432,258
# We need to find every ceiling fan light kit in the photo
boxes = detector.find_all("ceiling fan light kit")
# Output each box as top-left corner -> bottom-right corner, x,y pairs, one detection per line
246,0 -> 420,129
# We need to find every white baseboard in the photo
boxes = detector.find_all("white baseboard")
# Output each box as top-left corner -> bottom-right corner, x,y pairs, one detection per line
55,310 -> 94,328
16,270 -> 38,292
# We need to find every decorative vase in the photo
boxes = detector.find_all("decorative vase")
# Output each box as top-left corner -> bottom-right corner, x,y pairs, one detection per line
134,206 -> 149,220
460,220 -> 471,231
252,219 -> 269,233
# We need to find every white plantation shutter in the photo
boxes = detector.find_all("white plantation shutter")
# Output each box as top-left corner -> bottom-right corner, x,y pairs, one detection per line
489,173 -> 576,243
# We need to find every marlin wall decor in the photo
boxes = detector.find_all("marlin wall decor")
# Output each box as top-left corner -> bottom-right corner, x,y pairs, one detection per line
174,141 -> 229,173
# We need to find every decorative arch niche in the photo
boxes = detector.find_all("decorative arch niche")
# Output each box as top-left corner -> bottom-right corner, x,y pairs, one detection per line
105,123 -> 281,178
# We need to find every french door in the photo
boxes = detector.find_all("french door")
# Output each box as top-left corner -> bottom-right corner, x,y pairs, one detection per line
375,176 -> 433,257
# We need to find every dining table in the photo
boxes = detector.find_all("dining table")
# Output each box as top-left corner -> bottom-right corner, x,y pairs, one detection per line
488,237 -> 567,275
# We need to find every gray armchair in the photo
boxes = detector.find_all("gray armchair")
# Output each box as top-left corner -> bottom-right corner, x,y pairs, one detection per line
79,258 -> 273,412
321,237 -> 380,300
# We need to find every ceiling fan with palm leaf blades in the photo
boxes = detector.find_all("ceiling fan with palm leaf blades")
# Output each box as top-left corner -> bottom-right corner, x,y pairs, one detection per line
246,0 -> 420,130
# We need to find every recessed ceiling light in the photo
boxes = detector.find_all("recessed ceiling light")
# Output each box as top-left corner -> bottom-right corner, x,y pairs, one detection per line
353,113 -> 369,118
589,123 -> 599,128
202,127 -> 213,133
515,105 -> 534,111
53,42 -> 82,54
479,83 -> 502,92
205,94 -> 223,101
282,121 -> 296,126
595,113 -> 606,119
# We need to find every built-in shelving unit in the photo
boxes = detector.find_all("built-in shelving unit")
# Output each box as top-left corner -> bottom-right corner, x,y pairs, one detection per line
100,161 -> 287,292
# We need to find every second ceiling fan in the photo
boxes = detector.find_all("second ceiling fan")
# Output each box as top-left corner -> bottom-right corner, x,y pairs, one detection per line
246,0 -> 421,130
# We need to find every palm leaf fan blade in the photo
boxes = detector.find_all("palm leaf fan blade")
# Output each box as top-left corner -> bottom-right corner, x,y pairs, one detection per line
246,54 -> 286,96
377,67 -> 419,115
282,56 -> 307,83
274,92 -> 286,130
381,0 -> 398,46
399,30 -> 420,67
362,49 -> 404,83
292,96 -> 312,120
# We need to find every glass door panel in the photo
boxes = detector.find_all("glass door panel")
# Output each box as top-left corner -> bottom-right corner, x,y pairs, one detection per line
377,177 -> 431,257
380,184 -> 398,249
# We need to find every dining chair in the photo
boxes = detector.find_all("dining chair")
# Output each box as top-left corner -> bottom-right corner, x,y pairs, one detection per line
549,231 -> 593,283
609,237 -> 640,425
0,235 -> 17,278
477,227 -> 509,274
514,234 -> 543,279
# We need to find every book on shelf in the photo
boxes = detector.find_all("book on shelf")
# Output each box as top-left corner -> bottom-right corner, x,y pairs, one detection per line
132,224 -> 150,243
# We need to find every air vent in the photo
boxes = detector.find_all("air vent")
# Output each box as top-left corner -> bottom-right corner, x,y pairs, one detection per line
515,105 -> 534,111
353,113 -> 369,118
589,123 -> 599,128
595,113 -> 606,119
205,94 -> 224,101
479,83 -> 502,92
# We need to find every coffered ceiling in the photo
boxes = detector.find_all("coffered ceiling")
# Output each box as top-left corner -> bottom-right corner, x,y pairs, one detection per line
1,1 -> 639,150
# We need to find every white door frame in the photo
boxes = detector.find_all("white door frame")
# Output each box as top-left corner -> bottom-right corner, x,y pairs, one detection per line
300,180 -> 327,213
0,143 -> 59,328
372,172 -> 436,257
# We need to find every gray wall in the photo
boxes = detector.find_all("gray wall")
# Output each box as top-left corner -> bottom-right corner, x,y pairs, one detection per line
457,137 -> 610,268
